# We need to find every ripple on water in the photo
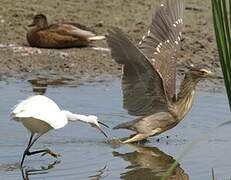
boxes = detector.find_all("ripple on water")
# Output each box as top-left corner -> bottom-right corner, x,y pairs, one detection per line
0,79 -> 230,180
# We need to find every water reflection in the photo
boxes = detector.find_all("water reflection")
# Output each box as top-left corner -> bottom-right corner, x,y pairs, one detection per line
28,78 -> 47,94
21,160 -> 60,180
113,144 -> 189,180
28,76 -> 82,95
0,163 -> 20,172
88,165 -> 108,180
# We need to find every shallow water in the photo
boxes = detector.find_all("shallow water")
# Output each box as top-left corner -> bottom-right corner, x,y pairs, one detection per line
0,78 -> 230,180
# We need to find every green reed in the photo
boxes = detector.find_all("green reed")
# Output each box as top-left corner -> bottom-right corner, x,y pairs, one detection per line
212,0 -> 231,110
161,1 -> 230,179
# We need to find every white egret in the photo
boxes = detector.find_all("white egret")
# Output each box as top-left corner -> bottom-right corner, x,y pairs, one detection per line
11,95 -> 109,166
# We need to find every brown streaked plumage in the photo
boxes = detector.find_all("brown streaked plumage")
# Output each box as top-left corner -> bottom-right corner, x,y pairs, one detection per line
107,0 -> 220,143
27,14 -> 105,48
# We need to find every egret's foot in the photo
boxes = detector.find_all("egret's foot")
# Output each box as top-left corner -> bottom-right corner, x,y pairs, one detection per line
41,149 -> 61,158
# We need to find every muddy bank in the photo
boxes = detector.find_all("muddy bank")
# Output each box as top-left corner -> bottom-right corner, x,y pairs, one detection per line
0,0 -> 223,86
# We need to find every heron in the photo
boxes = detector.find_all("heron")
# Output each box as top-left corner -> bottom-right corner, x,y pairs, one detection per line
107,0 -> 220,143
11,95 -> 109,166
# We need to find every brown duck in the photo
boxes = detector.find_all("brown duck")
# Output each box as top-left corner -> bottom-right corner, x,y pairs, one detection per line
27,14 -> 105,48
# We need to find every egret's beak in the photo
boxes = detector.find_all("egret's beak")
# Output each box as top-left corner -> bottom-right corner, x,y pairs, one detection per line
90,121 -> 109,138
94,126 -> 108,138
98,121 -> 110,128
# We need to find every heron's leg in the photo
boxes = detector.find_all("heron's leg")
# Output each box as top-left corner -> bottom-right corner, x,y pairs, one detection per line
119,133 -> 136,142
121,133 -> 148,144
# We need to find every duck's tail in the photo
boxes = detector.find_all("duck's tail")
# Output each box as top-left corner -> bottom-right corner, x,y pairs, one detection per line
89,35 -> 106,41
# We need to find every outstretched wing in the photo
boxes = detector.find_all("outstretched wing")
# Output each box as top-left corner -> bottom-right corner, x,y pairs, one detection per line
107,28 -> 169,116
139,0 -> 184,100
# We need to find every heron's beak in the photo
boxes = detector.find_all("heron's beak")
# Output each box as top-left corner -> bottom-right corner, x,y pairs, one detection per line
207,72 -> 223,79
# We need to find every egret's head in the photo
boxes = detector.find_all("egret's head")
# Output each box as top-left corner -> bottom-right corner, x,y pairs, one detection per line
88,115 -> 109,138
29,14 -> 48,27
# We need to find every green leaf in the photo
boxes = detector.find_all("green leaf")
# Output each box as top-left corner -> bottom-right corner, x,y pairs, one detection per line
212,0 -> 231,110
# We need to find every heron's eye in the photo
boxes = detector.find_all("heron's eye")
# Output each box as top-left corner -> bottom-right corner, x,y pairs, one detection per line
199,69 -> 208,75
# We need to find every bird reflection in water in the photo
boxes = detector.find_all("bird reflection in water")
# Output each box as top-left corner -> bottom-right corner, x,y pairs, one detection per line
88,165 -> 108,180
28,76 -> 81,95
28,78 -> 48,95
113,144 -> 189,180
21,160 -> 60,180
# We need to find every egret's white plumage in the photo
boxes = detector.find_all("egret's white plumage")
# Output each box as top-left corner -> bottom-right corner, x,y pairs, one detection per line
12,95 -> 68,130
11,95 -> 109,166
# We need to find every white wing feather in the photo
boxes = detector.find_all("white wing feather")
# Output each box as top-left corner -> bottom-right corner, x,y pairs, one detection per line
11,95 -> 68,129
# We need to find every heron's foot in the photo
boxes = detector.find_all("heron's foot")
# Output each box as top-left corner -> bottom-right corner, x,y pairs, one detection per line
137,139 -> 149,144
106,137 -> 122,144
120,134 -> 149,144
41,149 -> 61,158
117,139 -> 124,144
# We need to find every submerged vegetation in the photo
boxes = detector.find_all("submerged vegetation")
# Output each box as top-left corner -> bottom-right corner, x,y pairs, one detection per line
212,0 -> 231,109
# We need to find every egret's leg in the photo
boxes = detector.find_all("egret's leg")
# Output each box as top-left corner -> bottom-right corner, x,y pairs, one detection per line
24,133 -> 42,151
21,133 -> 60,166
25,134 -> 60,158
21,133 -> 45,166
21,133 -> 34,167
27,148 -> 60,158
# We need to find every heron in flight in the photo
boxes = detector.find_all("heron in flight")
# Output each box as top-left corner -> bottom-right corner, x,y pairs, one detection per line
107,0 -> 220,143
11,95 -> 109,166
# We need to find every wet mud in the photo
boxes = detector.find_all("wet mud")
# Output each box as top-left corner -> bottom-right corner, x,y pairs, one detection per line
0,0 -> 223,86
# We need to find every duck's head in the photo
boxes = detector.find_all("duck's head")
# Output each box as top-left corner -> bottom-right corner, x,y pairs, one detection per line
29,14 -> 48,28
